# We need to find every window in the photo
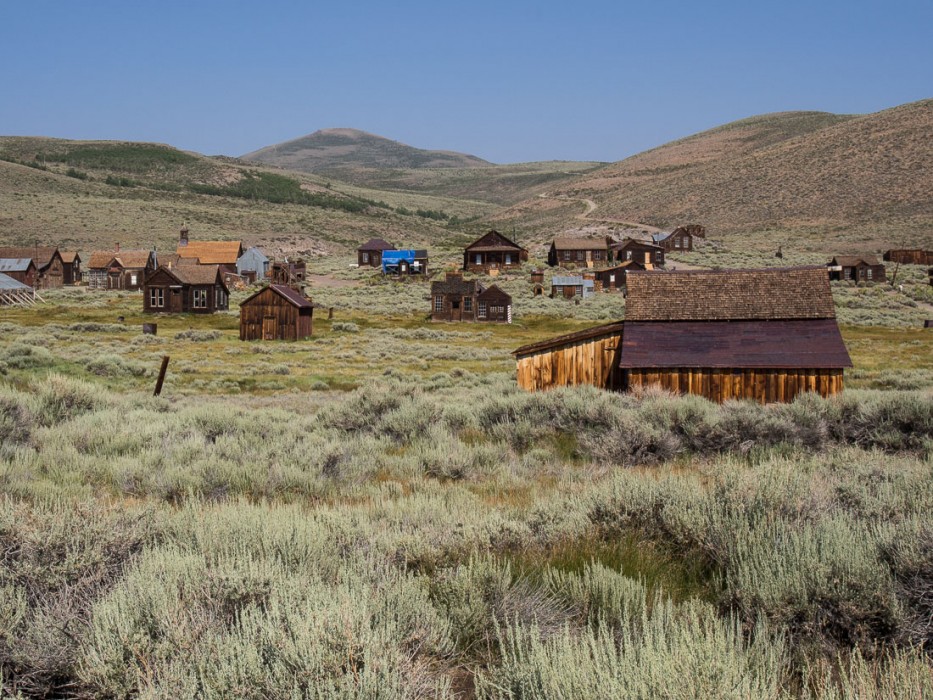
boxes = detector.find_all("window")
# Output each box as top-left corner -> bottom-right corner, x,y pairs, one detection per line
866,268 -> 873,280
576,251 -> 585,261
505,253 -> 512,265
563,251 -> 572,261
130,273 -> 138,286
192,288 -> 207,308
475,253 -> 482,265
609,273 -> 616,284
593,250 -> 603,260
844,268 -> 852,280
626,251 -> 632,260
149,287 -> 164,308
434,296 -> 443,312
216,287 -> 227,308
478,301 -> 487,318
361,252 -> 369,264
464,298 -> 473,312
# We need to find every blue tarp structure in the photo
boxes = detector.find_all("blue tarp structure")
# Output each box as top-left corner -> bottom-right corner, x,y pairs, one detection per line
382,250 -> 424,273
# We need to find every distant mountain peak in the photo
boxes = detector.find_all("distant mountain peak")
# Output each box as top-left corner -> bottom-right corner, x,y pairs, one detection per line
242,129 -> 491,173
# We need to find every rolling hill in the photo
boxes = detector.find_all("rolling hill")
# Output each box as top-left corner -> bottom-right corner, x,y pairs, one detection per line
494,99 -> 933,250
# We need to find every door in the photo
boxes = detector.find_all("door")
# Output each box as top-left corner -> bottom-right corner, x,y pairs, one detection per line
262,316 -> 277,340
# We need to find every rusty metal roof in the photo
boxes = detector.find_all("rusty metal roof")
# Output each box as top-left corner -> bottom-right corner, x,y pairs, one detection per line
619,320 -> 852,369
513,322 -> 624,357
625,267 -> 836,321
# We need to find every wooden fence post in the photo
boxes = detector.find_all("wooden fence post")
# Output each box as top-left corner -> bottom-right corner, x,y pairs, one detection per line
154,355 -> 170,396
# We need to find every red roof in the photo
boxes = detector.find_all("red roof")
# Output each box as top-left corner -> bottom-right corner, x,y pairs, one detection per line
619,320 -> 853,369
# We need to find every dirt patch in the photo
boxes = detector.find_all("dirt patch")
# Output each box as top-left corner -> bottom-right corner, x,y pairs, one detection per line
307,274 -> 360,288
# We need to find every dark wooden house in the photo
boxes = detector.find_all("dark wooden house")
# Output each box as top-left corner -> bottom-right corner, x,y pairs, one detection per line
548,237 -> 609,267
86,249 -> 157,291
431,271 -> 512,323
827,255 -> 886,283
463,231 -> 527,273
618,267 -> 852,402
610,239 -> 664,267
0,247 -> 64,288
270,259 -> 307,287
514,267 -> 852,403
240,284 -> 315,341
593,261 -> 645,291
143,264 -> 229,314
653,228 -> 694,252
884,249 -> 933,266
358,238 -> 396,267
60,252 -> 81,284
0,258 -> 37,287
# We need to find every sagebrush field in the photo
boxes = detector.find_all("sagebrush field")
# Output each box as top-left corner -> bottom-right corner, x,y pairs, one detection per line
1,253 -> 932,698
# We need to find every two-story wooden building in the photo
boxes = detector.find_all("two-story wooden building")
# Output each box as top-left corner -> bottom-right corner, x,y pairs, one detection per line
547,237 -> 609,267
60,252 -> 81,285
463,231 -> 527,273
86,249 -> 157,291
431,271 -> 512,323
143,264 -> 229,314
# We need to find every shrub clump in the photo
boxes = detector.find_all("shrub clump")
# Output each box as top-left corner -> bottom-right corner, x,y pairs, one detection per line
174,329 -> 222,342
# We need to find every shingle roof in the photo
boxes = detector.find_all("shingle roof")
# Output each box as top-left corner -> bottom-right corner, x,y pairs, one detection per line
170,264 -> 226,287
176,241 -> 243,264
0,247 -> 58,268
432,275 -> 481,296
829,255 -> 882,267
87,250 -> 153,269
241,284 -> 314,308
625,267 -> 836,321
60,252 -> 79,264
358,238 -> 396,252
610,238 -> 662,251
465,230 -> 525,252
0,258 -> 34,273
619,320 -> 853,369
552,237 -> 606,250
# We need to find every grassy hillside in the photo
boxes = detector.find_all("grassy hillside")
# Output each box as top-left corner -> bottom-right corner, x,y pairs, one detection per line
242,127 -> 491,172
0,137 -> 497,256
493,100 -> 933,251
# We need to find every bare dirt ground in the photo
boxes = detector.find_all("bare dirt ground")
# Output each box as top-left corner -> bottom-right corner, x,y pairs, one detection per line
537,193 -> 663,231
306,274 -> 360,288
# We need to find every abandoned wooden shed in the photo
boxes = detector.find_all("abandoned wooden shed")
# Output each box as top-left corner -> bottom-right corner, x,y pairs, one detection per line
431,271 -> 512,323
358,238 -> 396,267
593,261 -> 645,291
653,228 -> 694,252
514,266 -> 852,403
514,323 -> 625,391
883,249 -> 933,266
547,237 -> 609,267
240,284 -> 316,341
143,264 -> 229,314
86,250 -> 157,291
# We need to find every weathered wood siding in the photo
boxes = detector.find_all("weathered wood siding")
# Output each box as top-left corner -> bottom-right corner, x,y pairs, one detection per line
516,333 -> 623,391
240,287 -> 312,341
626,367 -> 844,403
884,250 -> 933,265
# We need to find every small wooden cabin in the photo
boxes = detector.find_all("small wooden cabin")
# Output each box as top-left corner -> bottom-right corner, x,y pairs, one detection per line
240,284 -> 315,341
593,261 -> 645,291
0,258 -> 37,287
463,231 -> 527,273
0,247 -> 64,288
60,252 -> 81,284
143,264 -> 229,314
827,255 -> 886,283
431,271 -> 512,323
610,239 -> 664,267
358,238 -> 396,267
86,250 -> 157,290
547,237 -> 609,267
550,275 -> 595,299
884,249 -> 933,266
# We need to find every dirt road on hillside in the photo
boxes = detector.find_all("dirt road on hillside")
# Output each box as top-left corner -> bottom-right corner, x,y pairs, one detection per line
537,193 -> 663,232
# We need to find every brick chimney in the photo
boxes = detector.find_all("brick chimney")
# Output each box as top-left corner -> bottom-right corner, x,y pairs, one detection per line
179,224 -> 189,247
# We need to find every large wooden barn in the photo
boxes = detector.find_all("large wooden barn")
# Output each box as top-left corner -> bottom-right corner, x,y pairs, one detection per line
514,266 -> 852,403
240,284 -> 316,341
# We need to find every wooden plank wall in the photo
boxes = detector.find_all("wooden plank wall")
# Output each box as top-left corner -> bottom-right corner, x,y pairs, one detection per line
627,368 -> 844,403
516,333 -> 623,391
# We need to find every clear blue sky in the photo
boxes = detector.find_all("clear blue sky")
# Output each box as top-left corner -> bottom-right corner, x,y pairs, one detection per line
1,0 -> 931,164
